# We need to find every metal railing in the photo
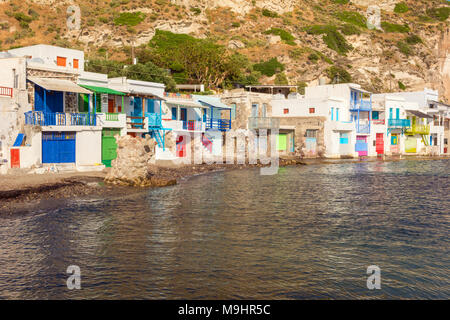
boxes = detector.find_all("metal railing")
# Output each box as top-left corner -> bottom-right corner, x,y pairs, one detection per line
105,113 -> 119,121
248,117 -> 280,130
206,118 -> 231,131
388,119 -> 411,128
406,124 -> 430,135
350,100 -> 372,111
182,120 -> 203,131
24,111 -> 97,126
356,123 -> 370,134
0,86 -> 13,97
145,113 -> 162,128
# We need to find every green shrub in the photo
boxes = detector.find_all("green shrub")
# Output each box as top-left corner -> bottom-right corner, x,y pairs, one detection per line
190,7 -> 201,15
274,72 -> 289,85
426,7 -> 450,21
398,81 -> 406,90
336,11 -> 367,28
231,22 -> 240,28
323,29 -> 353,55
327,66 -> 351,83
114,12 -> 145,26
13,12 -> 33,23
405,34 -> 422,45
253,57 -> 285,77
394,2 -> 409,14
396,41 -> 411,56
264,28 -> 296,45
262,9 -> 278,18
308,53 -> 319,62
297,81 -> 307,94
381,22 -> 410,33
332,0 -> 349,4
339,23 -> 361,35
304,25 -> 352,55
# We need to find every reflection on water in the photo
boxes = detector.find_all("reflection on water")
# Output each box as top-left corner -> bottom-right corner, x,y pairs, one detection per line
0,160 -> 449,299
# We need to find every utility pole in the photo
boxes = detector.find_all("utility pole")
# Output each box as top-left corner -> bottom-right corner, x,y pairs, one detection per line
131,37 -> 135,65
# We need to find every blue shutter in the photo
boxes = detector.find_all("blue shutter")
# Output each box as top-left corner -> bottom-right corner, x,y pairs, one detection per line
331,107 -> 334,120
171,107 -> 177,120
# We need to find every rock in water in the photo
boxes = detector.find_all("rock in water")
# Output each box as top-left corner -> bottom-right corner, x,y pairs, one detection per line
104,135 -> 176,187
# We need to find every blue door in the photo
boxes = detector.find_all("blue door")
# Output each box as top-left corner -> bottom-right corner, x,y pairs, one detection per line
34,86 -> 63,113
42,132 -> 76,163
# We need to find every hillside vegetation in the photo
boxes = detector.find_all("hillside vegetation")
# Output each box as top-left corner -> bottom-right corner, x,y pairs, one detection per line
0,0 -> 448,98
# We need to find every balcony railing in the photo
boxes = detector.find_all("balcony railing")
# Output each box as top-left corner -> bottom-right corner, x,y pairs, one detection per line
206,118 -> 231,131
24,111 -> 97,126
248,117 -> 280,130
145,113 -> 162,128
127,116 -> 146,130
356,123 -> 370,134
406,124 -> 430,135
350,100 -> 372,111
0,86 -> 13,97
182,120 -> 203,131
372,119 -> 385,125
105,113 -> 119,121
388,119 -> 411,128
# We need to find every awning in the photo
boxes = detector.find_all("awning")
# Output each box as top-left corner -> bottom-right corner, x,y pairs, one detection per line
195,96 -> 232,109
78,84 -> 125,96
406,110 -> 433,119
28,77 -> 92,94
165,99 -> 207,109
128,90 -> 166,101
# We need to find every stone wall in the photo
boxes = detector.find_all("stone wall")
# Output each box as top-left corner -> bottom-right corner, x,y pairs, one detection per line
26,67 -> 79,113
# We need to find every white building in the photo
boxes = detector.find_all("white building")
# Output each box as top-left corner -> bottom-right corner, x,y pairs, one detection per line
8,44 -> 84,72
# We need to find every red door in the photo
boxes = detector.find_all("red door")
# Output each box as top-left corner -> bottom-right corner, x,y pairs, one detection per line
376,133 -> 384,155
176,136 -> 186,158
11,149 -> 20,168
108,99 -> 115,113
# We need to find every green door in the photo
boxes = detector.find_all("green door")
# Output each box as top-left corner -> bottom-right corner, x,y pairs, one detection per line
277,134 -> 287,151
102,129 -> 120,167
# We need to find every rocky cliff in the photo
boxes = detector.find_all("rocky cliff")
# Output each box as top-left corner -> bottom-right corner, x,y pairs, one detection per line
0,0 -> 448,100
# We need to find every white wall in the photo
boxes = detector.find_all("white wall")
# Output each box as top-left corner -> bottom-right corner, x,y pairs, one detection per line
76,129 -> 102,166
8,45 -> 84,72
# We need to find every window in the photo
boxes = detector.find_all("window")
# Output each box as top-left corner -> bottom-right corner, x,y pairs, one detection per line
340,133 -> 349,144
309,107 -> 315,114
262,103 -> 267,117
331,107 -> 334,120
57,56 -> 67,67
283,108 -> 289,114
396,108 -> 400,119
251,103 -> 258,117
372,111 -> 379,120
336,108 -> 339,121
73,59 -> 79,69
389,108 -> 393,119
231,103 -> 236,120
171,107 -> 177,120
306,130 -> 317,138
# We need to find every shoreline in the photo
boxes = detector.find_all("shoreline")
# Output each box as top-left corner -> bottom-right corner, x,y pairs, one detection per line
1,155 -> 448,216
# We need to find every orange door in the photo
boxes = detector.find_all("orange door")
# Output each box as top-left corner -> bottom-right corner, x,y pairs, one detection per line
108,99 -> 115,113
11,149 -> 20,168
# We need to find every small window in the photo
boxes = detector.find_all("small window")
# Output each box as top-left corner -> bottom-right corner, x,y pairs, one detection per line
73,59 -> 79,69
231,103 -> 236,120
309,107 -> 315,114
283,108 -> 289,114
57,56 -> 67,67
372,111 -> 379,120
171,107 -> 177,120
